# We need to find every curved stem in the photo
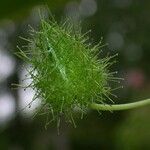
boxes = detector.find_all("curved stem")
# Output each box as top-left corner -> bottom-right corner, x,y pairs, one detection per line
90,98 -> 150,111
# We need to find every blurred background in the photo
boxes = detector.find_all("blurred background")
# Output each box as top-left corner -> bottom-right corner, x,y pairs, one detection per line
0,0 -> 150,149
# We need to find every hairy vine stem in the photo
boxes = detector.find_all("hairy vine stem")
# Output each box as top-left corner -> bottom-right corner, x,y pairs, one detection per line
90,98 -> 150,111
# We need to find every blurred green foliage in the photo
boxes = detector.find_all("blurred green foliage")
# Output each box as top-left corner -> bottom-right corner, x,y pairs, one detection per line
0,0 -> 69,20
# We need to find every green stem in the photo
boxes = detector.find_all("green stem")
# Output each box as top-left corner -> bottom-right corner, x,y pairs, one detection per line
90,98 -> 150,111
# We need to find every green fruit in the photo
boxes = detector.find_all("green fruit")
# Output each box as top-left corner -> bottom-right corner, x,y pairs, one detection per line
17,19 -> 116,126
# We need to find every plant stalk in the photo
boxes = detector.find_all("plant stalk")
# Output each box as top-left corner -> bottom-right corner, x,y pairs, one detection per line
90,98 -> 150,111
